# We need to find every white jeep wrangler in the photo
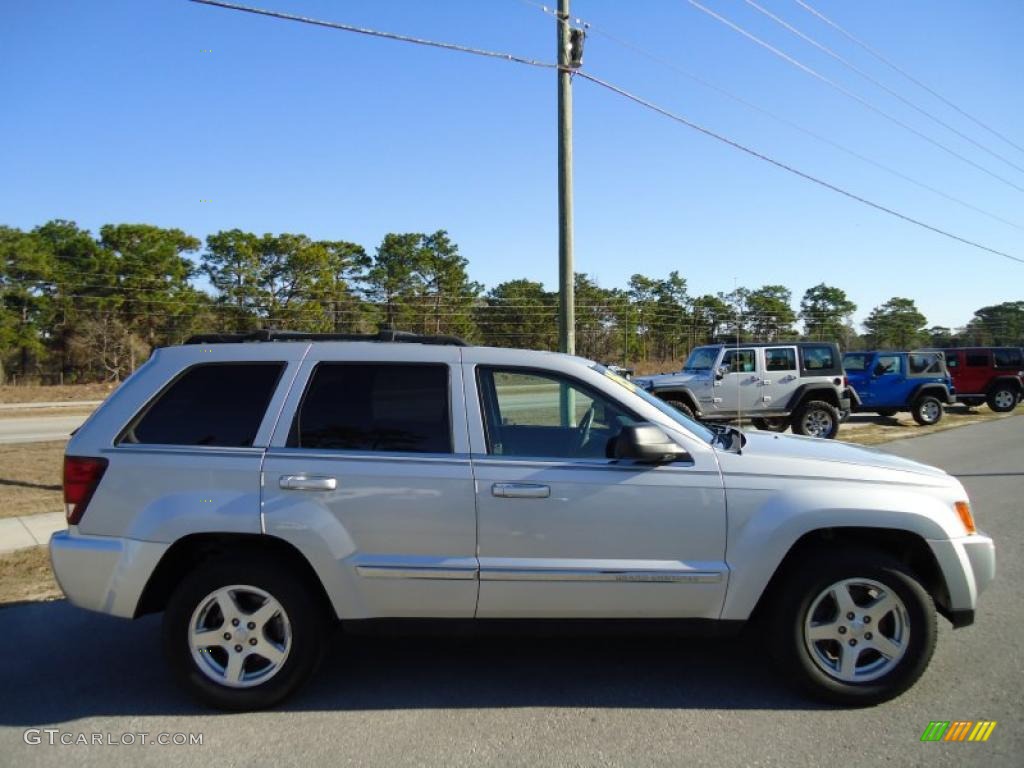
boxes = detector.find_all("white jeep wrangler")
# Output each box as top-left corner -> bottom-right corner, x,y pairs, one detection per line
50,331 -> 995,710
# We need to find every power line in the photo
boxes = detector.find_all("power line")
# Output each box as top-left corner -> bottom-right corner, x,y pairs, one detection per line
683,0 -> 1024,194
573,71 -> 1024,265
188,0 -> 557,69
189,0 -> 1021,265
580,20 -> 1024,232
793,0 -> 1024,158
741,0 -> 1024,175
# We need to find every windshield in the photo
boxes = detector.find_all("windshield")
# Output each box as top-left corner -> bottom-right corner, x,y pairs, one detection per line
682,346 -> 720,372
593,364 -> 717,444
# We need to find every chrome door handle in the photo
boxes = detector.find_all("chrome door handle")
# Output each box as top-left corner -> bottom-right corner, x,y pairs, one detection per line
492,482 -> 550,499
279,475 -> 337,491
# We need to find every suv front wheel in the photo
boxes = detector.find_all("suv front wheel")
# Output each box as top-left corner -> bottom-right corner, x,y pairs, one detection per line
791,400 -> 840,439
772,549 -> 937,705
163,557 -> 327,710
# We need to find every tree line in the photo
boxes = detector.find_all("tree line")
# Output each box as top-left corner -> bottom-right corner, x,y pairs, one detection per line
1,220 -> 1021,382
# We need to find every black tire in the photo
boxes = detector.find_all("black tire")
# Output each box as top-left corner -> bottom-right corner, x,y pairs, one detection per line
875,408 -> 898,418
911,396 -> 943,426
770,548 -> 937,706
163,557 -> 328,711
791,400 -> 840,439
663,397 -> 696,420
751,417 -> 789,432
987,385 -> 1019,413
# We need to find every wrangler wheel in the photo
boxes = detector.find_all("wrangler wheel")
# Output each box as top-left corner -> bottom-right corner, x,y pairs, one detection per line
987,386 -> 1018,413
911,396 -> 943,426
791,400 -> 840,439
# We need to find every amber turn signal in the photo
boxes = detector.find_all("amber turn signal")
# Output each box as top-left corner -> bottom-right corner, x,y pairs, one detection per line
955,501 -> 976,535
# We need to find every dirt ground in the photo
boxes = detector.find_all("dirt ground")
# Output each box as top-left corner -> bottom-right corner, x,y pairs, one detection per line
0,545 -> 62,606
0,441 -> 65,518
0,383 -> 117,404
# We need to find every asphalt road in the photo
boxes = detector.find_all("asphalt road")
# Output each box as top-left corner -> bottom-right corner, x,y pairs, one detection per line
0,416 -> 1020,767
0,414 -> 87,444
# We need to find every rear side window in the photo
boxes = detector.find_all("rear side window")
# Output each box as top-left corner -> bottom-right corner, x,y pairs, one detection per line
121,363 -> 284,447
802,345 -> 836,371
993,349 -> 1023,368
908,354 -> 941,375
288,364 -> 451,453
765,348 -> 796,371
966,353 -> 989,367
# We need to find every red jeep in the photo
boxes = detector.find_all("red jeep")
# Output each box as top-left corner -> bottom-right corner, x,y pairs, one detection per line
940,347 -> 1023,412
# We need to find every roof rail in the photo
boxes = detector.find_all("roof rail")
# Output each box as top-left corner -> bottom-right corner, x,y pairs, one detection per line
184,330 -> 469,346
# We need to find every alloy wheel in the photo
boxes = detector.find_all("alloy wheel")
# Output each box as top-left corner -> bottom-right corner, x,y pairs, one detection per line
801,409 -> 834,438
189,585 -> 292,688
803,577 -> 910,683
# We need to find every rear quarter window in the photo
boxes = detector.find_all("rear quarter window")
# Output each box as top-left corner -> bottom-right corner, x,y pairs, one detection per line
993,349 -> 1023,368
119,362 -> 285,447
801,345 -> 836,371
288,363 -> 452,454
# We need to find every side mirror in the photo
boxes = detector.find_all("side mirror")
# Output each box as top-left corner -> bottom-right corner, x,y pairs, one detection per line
613,424 -> 690,464
715,365 -> 729,380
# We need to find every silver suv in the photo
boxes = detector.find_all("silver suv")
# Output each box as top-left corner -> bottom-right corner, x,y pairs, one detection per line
633,342 -> 851,438
50,331 -> 994,710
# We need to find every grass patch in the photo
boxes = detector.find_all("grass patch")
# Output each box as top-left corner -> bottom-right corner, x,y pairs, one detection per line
0,545 -> 62,607
839,405 -> 1021,446
0,405 -> 96,420
0,441 -> 65,518
0,383 -> 116,404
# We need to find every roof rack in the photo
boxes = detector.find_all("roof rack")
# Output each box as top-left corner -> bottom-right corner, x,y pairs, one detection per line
184,330 -> 469,346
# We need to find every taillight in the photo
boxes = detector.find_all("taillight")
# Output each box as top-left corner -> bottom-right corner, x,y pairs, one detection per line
63,456 -> 108,525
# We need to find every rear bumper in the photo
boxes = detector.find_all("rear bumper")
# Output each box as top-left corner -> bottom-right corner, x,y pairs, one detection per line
927,532 -> 996,627
49,529 -> 168,618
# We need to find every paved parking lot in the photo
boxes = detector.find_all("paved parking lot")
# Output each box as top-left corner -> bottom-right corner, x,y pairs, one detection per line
0,416 -> 1019,767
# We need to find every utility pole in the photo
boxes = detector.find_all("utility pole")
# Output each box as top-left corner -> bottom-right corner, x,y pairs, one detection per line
557,0 -> 575,355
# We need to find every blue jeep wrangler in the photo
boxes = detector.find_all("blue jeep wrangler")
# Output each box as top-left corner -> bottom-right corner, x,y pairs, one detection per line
842,350 -> 956,425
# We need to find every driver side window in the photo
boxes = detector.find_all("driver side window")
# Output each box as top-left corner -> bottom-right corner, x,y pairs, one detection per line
478,368 -> 638,459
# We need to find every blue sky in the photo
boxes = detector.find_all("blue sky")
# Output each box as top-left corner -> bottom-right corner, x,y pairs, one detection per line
2,0 -> 1021,329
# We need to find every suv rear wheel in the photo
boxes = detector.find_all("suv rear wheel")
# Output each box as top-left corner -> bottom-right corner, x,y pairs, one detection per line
163,557 -> 327,710
911,396 -> 943,426
987,385 -> 1018,413
791,400 -> 840,439
771,549 -> 936,705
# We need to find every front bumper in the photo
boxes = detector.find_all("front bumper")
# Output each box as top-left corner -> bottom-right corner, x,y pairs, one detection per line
927,532 -> 996,627
49,529 -> 168,618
